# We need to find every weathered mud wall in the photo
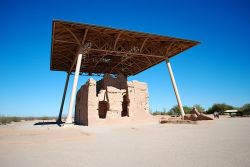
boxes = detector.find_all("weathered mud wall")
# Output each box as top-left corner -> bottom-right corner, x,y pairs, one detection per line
75,74 -> 150,125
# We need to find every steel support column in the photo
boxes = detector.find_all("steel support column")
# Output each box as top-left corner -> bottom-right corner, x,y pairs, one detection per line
65,53 -> 83,124
56,72 -> 71,123
165,58 -> 185,117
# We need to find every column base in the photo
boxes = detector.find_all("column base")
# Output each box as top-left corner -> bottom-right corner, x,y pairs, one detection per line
62,123 -> 75,127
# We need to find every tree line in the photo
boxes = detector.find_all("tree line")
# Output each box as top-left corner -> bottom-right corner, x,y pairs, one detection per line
151,103 -> 250,116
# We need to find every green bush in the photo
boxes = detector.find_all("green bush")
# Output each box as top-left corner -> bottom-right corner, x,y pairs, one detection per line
193,104 -> 205,113
152,104 -> 205,116
240,103 -> 250,115
168,105 -> 192,115
206,103 -> 234,114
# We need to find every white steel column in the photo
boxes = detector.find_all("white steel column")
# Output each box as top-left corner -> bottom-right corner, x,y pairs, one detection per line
65,53 -> 83,124
165,58 -> 185,117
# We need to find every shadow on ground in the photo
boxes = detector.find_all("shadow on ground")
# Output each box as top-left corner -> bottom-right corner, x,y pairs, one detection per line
34,121 -> 64,127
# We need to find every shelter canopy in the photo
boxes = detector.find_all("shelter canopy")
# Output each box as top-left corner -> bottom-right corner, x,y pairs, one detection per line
51,20 -> 199,76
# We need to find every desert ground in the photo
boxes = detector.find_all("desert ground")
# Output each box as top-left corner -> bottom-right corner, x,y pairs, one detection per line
0,116 -> 250,167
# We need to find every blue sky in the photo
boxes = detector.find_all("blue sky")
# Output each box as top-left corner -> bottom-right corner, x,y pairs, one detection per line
0,0 -> 249,116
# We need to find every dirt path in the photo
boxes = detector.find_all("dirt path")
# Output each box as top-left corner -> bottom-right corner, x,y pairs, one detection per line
0,117 -> 250,167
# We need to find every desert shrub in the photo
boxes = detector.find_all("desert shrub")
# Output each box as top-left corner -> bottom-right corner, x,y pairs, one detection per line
0,116 -> 10,124
22,117 -> 33,121
10,117 -> 21,122
152,110 -> 166,115
0,116 -> 21,125
151,108 -> 172,115
41,116 -> 50,120
0,116 -> 56,125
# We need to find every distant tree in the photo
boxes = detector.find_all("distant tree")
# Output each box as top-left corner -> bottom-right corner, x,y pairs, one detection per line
183,106 -> 192,114
193,104 -> 205,113
206,103 -> 234,114
168,105 -> 192,115
168,105 -> 179,115
239,103 -> 250,115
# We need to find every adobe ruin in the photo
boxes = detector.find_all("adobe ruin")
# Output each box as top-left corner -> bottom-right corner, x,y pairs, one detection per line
74,74 -> 151,125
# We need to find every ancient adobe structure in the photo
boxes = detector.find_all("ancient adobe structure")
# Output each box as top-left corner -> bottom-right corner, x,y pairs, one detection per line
74,74 -> 150,125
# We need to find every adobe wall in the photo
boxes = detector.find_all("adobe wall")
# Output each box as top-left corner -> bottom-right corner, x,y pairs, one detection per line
74,74 -> 150,126
127,81 -> 150,119
75,78 -> 98,125
97,74 -> 127,119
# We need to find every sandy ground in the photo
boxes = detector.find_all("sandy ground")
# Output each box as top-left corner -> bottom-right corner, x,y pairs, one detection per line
1,117 -> 250,167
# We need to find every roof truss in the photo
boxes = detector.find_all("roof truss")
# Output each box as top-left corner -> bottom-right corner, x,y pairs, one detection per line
51,20 -> 199,76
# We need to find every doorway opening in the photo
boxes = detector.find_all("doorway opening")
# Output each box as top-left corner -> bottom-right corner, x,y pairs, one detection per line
98,101 -> 108,119
121,94 -> 129,117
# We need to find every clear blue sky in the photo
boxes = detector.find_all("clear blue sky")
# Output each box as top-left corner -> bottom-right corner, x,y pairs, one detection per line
0,0 -> 249,116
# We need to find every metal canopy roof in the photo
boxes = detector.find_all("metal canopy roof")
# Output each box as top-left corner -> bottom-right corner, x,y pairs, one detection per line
50,20 -> 199,76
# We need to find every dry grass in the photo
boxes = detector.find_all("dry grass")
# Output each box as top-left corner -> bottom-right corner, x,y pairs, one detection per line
0,116 -> 57,125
